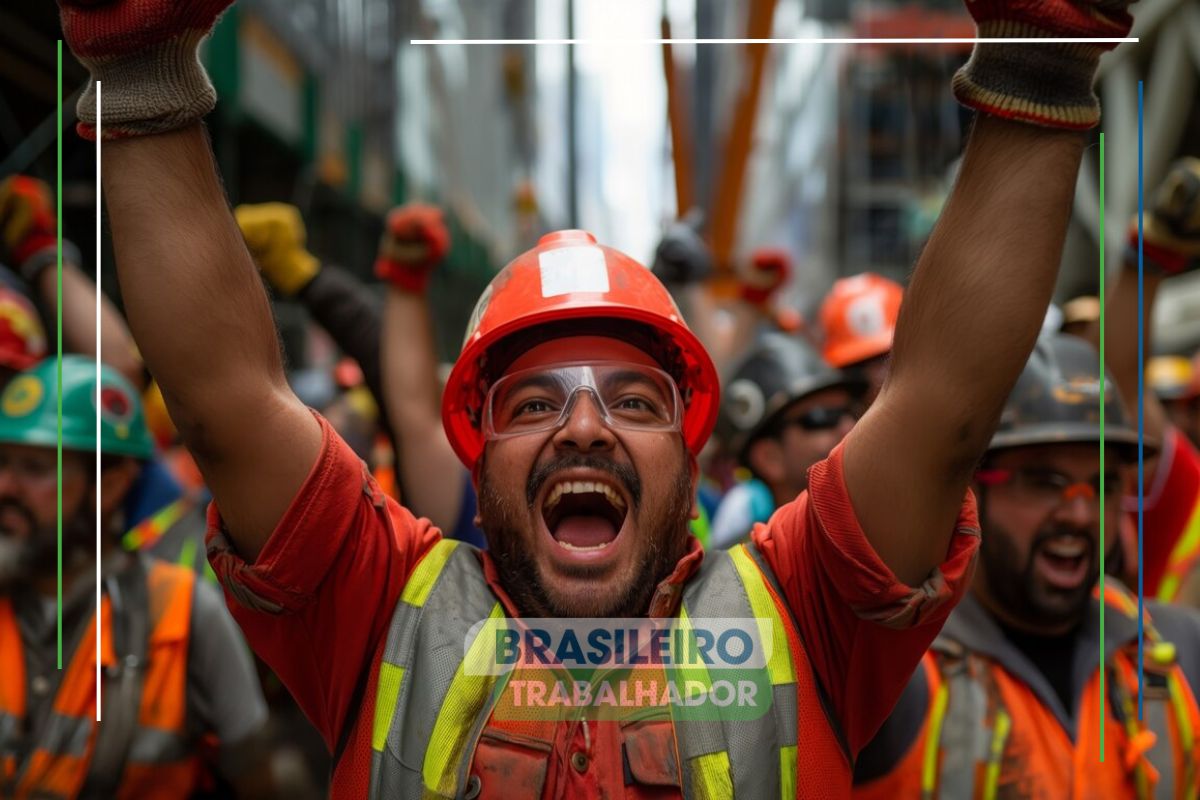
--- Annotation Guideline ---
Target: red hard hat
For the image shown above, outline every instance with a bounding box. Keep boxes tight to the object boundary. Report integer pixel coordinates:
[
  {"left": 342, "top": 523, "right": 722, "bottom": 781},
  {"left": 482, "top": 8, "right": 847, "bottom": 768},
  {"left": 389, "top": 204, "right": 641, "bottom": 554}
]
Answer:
[
  {"left": 442, "top": 230, "right": 719, "bottom": 469},
  {"left": 0, "top": 288, "right": 47, "bottom": 372},
  {"left": 818, "top": 272, "right": 903, "bottom": 368}
]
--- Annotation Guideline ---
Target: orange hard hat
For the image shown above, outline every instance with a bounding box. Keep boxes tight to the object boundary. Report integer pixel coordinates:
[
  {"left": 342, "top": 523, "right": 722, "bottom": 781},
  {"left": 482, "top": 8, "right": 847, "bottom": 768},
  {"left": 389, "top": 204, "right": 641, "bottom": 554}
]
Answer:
[
  {"left": 818, "top": 272, "right": 903, "bottom": 368},
  {"left": 1147, "top": 354, "right": 1200, "bottom": 402},
  {"left": 0, "top": 287, "right": 47, "bottom": 372},
  {"left": 441, "top": 230, "right": 719, "bottom": 469}
]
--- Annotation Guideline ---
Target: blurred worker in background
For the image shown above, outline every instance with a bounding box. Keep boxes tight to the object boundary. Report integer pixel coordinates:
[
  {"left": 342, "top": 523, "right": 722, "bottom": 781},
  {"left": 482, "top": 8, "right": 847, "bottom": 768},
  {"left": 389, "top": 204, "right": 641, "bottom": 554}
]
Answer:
[
  {"left": 0, "top": 357, "right": 279, "bottom": 798},
  {"left": 854, "top": 334, "right": 1200, "bottom": 799},
  {"left": 818, "top": 272, "right": 903, "bottom": 407},
  {"left": 1148, "top": 352, "right": 1200, "bottom": 449},
  {"left": 1092, "top": 158, "right": 1200, "bottom": 607},
  {"left": 61, "top": 0, "right": 1137, "bottom": 795},
  {"left": 710, "top": 333, "right": 864, "bottom": 548}
]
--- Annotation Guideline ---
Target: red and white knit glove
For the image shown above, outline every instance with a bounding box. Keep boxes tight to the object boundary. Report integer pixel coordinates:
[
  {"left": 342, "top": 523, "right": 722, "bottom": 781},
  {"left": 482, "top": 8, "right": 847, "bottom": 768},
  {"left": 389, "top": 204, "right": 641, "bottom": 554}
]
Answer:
[
  {"left": 739, "top": 248, "right": 791, "bottom": 307},
  {"left": 953, "top": 0, "right": 1135, "bottom": 130},
  {"left": 58, "top": 0, "right": 234, "bottom": 140},
  {"left": 374, "top": 204, "right": 451, "bottom": 294}
]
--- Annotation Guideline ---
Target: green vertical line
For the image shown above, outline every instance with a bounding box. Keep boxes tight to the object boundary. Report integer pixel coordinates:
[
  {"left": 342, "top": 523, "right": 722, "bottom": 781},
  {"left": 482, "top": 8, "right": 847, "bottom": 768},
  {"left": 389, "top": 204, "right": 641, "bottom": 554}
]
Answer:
[
  {"left": 56, "top": 39, "right": 64, "bottom": 671},
  {"left": 1098, "top": 131, "right": 1106, "bottom": 760}
]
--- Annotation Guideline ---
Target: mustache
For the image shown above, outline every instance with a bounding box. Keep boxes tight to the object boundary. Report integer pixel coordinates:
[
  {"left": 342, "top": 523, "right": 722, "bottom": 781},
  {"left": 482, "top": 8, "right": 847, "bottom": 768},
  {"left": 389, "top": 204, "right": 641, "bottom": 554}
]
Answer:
[
  {"left": 0, "top": 498, "right": 36, "bottom": 536},
  {"left": 526, "top": 454, "right": 642, "bottom": 509}
]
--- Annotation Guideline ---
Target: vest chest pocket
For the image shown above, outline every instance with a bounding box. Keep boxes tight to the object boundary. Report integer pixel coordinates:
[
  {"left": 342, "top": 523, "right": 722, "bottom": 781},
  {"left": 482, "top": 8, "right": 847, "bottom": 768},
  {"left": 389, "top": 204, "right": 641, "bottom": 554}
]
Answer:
[
  {"left": 470, "top": 728, "right": 553, "bottom": 800},
  {"left": 622, "top": 719, "right": 681, "bottom": 788}
]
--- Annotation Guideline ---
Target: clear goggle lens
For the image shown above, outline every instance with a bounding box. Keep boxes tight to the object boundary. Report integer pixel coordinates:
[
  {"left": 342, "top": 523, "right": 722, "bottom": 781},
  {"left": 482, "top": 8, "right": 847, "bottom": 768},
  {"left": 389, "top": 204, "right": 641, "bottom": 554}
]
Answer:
[{"left": 483, "top": 362, "right": 682, "bottom": 440}]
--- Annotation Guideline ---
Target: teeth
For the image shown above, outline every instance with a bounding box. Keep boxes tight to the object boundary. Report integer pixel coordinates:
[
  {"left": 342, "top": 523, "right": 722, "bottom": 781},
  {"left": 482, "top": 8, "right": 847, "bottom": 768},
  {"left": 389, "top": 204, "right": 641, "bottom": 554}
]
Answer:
[
  {"left": 543, "top": 480, "right": 627, "bottom": 513},
  {"left": 557, "top": 540, "right": 613, "bottom": 551},
  {"left": 1044, "top": 539, "right": 1086, "bottom": 559}
]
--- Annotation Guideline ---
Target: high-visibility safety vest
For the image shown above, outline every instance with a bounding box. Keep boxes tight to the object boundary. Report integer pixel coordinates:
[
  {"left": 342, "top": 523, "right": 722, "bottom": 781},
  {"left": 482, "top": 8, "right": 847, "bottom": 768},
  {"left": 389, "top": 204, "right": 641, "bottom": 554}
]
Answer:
[
  {"left": 0, "top": 559, "right": 200, "bottom": 799},
  {"left": 858, "top": 584, "right": 1200, "bottom": 800},
  {"left": 368, "top": 539, "right": 852, "bottom": 799},
  {"left": 1156, "top": 495, "right": 1200, "bottom": 603}
]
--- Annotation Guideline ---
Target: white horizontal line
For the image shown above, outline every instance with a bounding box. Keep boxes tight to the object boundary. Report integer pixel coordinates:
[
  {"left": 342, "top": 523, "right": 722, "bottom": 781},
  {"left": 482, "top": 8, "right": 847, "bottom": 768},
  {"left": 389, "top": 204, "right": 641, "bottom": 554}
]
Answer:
[{"left": 411, "top": 37, "right": 1137, "bottom": 45}]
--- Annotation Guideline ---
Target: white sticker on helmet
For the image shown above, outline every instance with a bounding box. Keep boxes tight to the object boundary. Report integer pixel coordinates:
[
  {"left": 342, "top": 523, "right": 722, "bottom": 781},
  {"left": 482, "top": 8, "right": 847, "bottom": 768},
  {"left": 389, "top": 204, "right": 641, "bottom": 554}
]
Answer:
[{"left": 538, "top": 246, "right": 609, "bottom": 297}]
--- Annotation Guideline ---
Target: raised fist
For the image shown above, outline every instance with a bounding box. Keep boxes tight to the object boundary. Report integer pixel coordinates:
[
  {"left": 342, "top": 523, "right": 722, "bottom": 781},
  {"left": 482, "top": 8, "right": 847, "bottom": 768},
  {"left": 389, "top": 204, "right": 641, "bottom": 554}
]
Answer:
[
  {"left": 652, "top": 209, "right": 713, "bottom": 286},
  {"left": 58, "top": 0, "right": 235, "bottom": 139},
  {"left": 0, "top": 176, "right": 56, "bottom": 268},
  {"left": 739, "top": 248, "right": 791, "bottom": 306},
  {"left": 234, "top": 203, "right": 319, "bottom": 296},
  {"left": 374, "top": 203, "right": 451, "bottom": 294},
  {"left": 1132, "top": 158, "right": 1200, "bottom": 276},
  {"left": 953, "top": 0, "right": 1136, "bottom": 129}
]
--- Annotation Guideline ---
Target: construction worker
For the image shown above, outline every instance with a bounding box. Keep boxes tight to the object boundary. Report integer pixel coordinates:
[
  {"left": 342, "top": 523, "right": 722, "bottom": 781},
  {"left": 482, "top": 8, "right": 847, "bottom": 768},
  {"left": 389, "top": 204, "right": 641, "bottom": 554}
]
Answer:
[
  {"left": 818, "top": 272, "right": 903, "bottom": 406},
  {"left": 710, "top": 333, "right": 864, "bottom": 548},
  {"left": 1148, "top": 353, "right": 1200, "bottom": 449},
  {"left": 0, "top": 356, "right": 276, "bottom": 798},
  {"left": 854, "top": 334, "right": 1200, "bottom": 799},
  {"left": 61, "top": 0, "right": 1134, "bottom": 796},
  {"left": 1092, "top": 158, "right": 1200, "bottom": 606}
]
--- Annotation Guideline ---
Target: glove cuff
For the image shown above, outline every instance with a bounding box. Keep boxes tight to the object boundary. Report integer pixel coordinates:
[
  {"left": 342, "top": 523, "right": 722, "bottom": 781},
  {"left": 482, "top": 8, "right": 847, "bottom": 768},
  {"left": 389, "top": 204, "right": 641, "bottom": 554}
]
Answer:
[
  {"left": 20, "top": 239, "right": 82, "bottom": 285},
  {"left": 953, "top": 21, "right": 1103, "bottom": 130},
  {"left": 375, "top": 259, "right": 435, "bottom": 294},
  {"left": 75, "top": 30, "right": 217, "bottom": 141},
  {"left": 11, "top": 231, "right": 58, "bottom": 270}
]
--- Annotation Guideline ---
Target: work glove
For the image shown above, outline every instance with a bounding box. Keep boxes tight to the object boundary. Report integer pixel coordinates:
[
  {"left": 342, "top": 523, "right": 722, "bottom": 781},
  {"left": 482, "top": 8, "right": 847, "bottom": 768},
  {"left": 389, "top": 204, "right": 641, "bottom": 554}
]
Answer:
[
  {"left": 953, "top": 0, "right": 1135, "bottom": 130},
  {"left": 0, "top": 175, "right": 79, "bottom": 282},
  {"left": 234, "top": 203, "right": 320, "bottom": 296},
  {"left": 58, "top": 0, "right": 234, "bottom": 140},
  {"left": 374, "top": 203, "right": 450, "bottom": 294},
  {"left": 738, "top": 248, "right": 791, "bottom": 307},
  {"left": 652, "top": 208, "right": 713, "bottom": 286},
  {"left": 1128, "top": 158, "right": 1200, "bottom": 276}
]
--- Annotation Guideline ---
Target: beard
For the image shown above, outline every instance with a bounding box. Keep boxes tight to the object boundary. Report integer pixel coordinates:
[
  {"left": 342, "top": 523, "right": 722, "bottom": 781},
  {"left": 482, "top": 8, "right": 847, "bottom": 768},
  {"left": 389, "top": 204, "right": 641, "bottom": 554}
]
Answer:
[
  {"left": 478, "top": 451, "right": 694, "bottom": 618},
  {"left": 979, "top": 515, "right": 1101, "bottom": 631},
  {"left": 0, "top": 498, "right": 94, "bottom": 592}
]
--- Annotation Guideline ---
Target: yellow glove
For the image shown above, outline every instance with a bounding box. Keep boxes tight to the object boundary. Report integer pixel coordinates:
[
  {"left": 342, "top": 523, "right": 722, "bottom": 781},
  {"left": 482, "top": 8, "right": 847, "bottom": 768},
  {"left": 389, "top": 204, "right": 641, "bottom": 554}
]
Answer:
[{"left": 234, "top": 202, "right": 320, "bottom": 295}]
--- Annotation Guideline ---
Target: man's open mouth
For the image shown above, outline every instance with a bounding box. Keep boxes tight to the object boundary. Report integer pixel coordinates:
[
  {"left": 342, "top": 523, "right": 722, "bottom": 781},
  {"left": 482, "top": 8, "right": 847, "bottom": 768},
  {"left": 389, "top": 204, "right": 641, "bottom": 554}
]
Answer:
[{"left": 542, "top": 479, "right": 628, "bottom": 551}]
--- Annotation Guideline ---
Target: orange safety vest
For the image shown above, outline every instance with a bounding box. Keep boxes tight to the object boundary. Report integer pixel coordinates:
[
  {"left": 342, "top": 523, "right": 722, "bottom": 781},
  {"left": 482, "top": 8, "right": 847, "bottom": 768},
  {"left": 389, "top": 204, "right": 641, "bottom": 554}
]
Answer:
[
  {"left": 0, "top": 560, "right": 200, "bottom": 799},
  {"left": 855, "top": 585, "right": 1200, "bottom": 800}
]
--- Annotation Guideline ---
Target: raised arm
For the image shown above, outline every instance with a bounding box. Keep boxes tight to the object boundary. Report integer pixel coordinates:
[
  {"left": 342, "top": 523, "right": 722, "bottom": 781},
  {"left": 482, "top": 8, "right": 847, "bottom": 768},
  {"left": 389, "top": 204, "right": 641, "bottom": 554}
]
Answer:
[
  {"left": 376, "top": 204, "right": 467, "bottom": 530},
  {"left": 61, "top": 1, "right": 321, "bottom": 560},
  {"left": 0, "top": 175, "right": 143, "bottom": 387},
  {"left": 842, "top": 0, "right": 1134, "bottom": 586}
]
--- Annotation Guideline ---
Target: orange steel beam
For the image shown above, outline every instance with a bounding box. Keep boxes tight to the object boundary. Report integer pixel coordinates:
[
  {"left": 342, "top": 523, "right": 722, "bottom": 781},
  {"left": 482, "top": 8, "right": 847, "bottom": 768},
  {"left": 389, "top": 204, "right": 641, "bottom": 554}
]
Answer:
[
  {"left": 708, "top": 0, "right": 778, "bottom": 276},
  {"left": 661, "top": 15, "right": 694, "bottom": 217}
]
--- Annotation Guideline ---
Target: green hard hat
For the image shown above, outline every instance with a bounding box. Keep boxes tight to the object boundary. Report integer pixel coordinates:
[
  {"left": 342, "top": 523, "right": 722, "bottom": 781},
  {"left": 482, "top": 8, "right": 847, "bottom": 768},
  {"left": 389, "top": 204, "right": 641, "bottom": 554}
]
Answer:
[{"left": 0, "top": 355, "right": 155, "bottom": 459}]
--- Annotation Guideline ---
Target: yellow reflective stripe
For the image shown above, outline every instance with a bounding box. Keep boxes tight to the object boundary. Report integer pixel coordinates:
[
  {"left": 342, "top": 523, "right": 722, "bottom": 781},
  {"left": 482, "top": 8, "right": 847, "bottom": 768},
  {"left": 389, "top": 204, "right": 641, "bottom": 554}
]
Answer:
[
  {"left": 981, "top": 710, "right": 1011, "bottom": 800},
  {"left": 671, "top": 606, "right": 714, "bottom": 689},
  {"left": 779, "top": 744, "right": 796, "bottom": 800},
  {"left": 422, "top": 603, "right": 505, "bottom": 796},
  {"left": 689, "top": 751, "right": 734, "bottom": 800},
  {"left": 921, "top": 680, "right": 950, "bottom": 797},
  {"left": 729, "top": 546, "right": 795, "bottom": 685},
  {"left": 373, "top": 662, "right": 406, "bottom": 752},
  {"left": 177, "top": 535, "right": 197, "bottom": 570},
  {"left": 401, "top": 540, "right": 458, "bottom": 607},
  {"left": 1114, "top": 663, "right": 1154, "bottom": 800},
  {"left": 121, "top": 497, "right": 191, "bottom": 551},
  {"left": 1158, "top": 497, "right": 1200, "bottom": 602},
  {"left": 1167, "top": 672, "right": 1198, "bottom": 800}
]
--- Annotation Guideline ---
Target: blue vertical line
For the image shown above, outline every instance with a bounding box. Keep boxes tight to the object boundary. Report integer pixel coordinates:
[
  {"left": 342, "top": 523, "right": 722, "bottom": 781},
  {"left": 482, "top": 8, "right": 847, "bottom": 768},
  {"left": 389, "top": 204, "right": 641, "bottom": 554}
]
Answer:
[{"left": 1136, "top": 79, "right": 1145, "bottom": 720}]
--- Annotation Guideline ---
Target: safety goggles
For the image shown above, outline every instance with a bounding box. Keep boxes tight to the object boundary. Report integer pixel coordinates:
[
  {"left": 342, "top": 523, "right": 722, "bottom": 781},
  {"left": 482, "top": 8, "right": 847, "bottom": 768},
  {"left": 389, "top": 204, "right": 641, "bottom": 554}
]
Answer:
[
  {"left": 975, "top": 467, "right": 1122, "bottom": 510},
  {"left": 775, "top": 403, "right": 861, "bottom": 434},
  {"left": 483, "top": 361, "right": 682, "bottom": 441}
]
